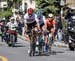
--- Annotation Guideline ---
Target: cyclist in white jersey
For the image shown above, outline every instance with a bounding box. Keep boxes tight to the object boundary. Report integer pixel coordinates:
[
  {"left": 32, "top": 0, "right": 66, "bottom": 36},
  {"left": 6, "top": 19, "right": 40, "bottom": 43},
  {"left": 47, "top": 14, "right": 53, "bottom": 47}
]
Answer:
[{"left": 24, "top": 8, "right": 39, "bottom": 31}]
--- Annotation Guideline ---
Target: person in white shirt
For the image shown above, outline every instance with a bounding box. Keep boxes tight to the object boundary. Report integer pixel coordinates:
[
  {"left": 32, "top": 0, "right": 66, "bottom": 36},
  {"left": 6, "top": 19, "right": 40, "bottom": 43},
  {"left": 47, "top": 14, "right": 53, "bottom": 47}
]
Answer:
[
  {"left": 6, "top": 17, "right": 18, "bottom": 42},
  {"left": 6, "top": 17, "right": 18, "bottom": 31}
]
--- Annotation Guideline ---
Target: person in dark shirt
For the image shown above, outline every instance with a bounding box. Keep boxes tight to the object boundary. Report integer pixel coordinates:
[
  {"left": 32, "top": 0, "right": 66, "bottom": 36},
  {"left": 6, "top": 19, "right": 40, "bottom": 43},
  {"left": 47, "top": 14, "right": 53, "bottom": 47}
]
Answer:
[
  {"left": 56, "top": 16, "right": 63, "bottom": 42},
  {"left": 1, "top": 18, "right": 7, "bottom": 42}
]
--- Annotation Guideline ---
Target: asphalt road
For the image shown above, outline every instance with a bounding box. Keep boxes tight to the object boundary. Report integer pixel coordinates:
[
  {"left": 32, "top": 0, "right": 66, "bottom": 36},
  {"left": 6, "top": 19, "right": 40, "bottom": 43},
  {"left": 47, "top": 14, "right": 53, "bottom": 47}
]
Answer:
[{"left": 0, "top": 37, "right": 75, "bottom": 61}]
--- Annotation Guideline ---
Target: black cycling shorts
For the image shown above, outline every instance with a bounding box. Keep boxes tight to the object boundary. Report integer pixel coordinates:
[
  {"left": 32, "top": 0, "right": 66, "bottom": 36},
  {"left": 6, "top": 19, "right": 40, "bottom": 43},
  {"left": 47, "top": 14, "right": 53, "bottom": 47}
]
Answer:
[
  {"left": 27, "top": 21, "right": 37, "bottom": 30},
  {"left": 40, "top": 23, "right": 45, "bottom": 28},
  {"left": 47, "top": 26, "right": 54, "bottom": 33}
]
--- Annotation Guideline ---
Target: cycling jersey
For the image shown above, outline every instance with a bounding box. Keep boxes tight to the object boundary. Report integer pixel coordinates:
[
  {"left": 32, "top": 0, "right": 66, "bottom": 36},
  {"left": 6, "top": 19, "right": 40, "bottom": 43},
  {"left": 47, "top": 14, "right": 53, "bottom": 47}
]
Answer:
[
  {"left": 6, "top": 22, "right": 18, "bottom": 30},
  {"left": 46, "top": 19, "right": 56, "bottom": 31},
  {"left": 46, "top": 19, "right": 56, "bottom": 28},
  {"left": 38, "top": 15, "right": 46, "bottom": 26},
  {"left": 24, "top": 13, "right": 39, "bottom": 24}
]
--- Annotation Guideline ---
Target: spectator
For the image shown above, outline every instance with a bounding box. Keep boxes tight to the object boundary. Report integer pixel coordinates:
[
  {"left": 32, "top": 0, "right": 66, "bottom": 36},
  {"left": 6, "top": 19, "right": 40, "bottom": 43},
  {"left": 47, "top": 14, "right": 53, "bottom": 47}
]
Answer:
[
  {"left": 56, "top": 15, "right": 63, "bottom": 42},
  {"left": 16, "top": 16, "right": 24, "bottom": 35}
]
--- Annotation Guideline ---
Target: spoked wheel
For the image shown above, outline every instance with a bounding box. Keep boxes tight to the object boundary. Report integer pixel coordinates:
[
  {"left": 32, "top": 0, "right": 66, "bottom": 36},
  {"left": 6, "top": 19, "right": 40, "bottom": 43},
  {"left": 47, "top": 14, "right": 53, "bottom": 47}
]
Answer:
[
  {"left": 29, "top": 47, "right": 35, "bottom": 56},
  {"left": 48, "top": 45, "right": 52, "bottom": 54},
  {"left": 8, "top": 34, "right": 15, "bottom": 47},
  {"left": 29, "top": 39, "right": 35, "bottom": 57},
  {"left": 48, "top": 33, "right": 54, "bottom": 54}
]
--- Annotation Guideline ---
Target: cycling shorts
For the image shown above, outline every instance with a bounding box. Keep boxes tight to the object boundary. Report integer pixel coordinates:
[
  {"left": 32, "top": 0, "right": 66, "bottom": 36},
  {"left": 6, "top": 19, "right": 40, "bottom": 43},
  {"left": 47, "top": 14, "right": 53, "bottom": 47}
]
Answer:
[
  {"left": 27, "top": 21, "right": 37, "bottom": 30},
  {"left": 40, "top": 22, "right": 44, "bottom": 28},
  {"left": 47, "top": 26, "right": 54, "bottom": 32}
]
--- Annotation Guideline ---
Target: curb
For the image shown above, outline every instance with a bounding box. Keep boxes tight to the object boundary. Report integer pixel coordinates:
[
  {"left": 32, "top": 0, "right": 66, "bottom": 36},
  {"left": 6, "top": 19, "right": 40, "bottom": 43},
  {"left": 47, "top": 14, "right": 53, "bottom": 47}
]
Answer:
[{"left": 18, "top": 35, "right": 68, "bottom": 48}]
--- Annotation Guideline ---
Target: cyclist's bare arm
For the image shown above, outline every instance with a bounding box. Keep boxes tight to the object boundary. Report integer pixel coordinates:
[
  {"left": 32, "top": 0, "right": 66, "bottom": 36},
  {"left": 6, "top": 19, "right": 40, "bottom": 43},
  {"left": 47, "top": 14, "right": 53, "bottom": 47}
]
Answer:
[
  {"left": 52, "top": 20, "right": 56, "bottom": 33},
  {"left": 24, "top": 23, "right": 27, "bottom": 31}
]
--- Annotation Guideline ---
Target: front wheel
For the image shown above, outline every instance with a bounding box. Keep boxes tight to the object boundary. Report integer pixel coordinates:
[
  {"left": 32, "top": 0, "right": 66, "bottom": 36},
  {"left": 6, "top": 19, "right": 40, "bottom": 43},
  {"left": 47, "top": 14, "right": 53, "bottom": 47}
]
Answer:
[
  {"left": 8, "top": 41, "right": 14, "bottom": 47},
  {"left": 8, "top": 34, "right": 15, "bottom": 47}
]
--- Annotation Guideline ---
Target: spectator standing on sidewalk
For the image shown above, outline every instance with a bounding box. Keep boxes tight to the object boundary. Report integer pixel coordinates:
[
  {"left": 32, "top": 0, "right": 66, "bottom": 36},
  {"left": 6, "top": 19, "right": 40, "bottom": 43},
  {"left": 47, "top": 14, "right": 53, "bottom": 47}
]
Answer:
[
  {"left": 56, "top": 15, "right": 63, "bottom": 42},
  {"left": 16, "top": 15, "right": 24, "bottom": 35}
]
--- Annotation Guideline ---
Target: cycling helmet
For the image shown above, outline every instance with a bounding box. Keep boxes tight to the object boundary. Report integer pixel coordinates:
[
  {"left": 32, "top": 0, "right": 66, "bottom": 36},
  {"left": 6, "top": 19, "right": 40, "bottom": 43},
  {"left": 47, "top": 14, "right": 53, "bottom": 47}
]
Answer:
[
  {"left": 27, "top": 8, "right": 34, "bottom": 15},
  {"left": 48, "top": 13, "right": 53, "bottom": 18}
]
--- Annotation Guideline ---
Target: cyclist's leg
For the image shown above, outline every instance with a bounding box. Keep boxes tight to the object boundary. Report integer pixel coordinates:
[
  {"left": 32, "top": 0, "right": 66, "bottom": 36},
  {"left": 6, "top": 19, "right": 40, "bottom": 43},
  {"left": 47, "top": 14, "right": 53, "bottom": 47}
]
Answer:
[
  {"left": 29, "top": 22, "right": 37, "bottom": 55},
  {"left": 50, "top": 27, "right": 55, "bottom": 43},
  {"left": 26, "top": 23, "right": 33, "bottom": 41},
  {"left": 45, "top": 33, "right": 49, "bottom": 52},
  {"left": 45, "top": 27, "right": 53, "bottom": 52}
]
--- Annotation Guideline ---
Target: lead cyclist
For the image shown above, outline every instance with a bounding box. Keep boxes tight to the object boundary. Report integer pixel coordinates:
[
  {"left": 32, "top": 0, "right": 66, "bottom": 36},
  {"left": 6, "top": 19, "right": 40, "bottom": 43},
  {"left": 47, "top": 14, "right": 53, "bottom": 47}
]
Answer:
[{"left": 24, "top": 8, "right": 40, "bottom": 56}]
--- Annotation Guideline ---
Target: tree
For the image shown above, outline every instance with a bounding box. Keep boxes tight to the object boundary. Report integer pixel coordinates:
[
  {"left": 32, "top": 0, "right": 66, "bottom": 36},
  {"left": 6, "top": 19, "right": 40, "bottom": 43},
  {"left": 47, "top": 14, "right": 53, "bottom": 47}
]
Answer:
[
  {"left": 0, "top": 0, "right": 22, "bottom": 18},
  {"left": 36, "top": 0, "right": 60, "bottom": 16},
  {"left": 0, "top": 8, "right": 13, "bottom": 18}
]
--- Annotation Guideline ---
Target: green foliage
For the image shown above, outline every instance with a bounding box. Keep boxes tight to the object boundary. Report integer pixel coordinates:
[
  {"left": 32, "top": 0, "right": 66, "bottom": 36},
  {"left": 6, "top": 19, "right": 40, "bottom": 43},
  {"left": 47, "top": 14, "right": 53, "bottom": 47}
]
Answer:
[
  {"left": 13, "top": 0, "right": 22, "bottom": 3},
  {"left": 36, "top": 0, "right": 60, "bottom": 16},
  {"left": 0, "top": 9, "right": 13, "bottom": 18}
]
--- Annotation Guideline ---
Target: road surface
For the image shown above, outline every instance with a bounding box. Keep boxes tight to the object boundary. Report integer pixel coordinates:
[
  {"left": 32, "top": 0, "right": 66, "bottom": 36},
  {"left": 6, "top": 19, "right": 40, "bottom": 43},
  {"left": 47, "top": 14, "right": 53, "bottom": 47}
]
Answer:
[{"left": 0, "top": 37, "right": 75, "bottom": 61}]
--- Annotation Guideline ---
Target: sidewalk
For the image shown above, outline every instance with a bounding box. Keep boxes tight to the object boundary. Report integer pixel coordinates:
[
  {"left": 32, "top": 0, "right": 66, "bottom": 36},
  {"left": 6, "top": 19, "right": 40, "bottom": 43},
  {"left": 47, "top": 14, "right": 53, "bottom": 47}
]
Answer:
[
  {"left": 53, "top": 41, "right": 68, "bottom": 48},
  {"left": 18, "top": 35, "right": 68, "bottom": 48}
]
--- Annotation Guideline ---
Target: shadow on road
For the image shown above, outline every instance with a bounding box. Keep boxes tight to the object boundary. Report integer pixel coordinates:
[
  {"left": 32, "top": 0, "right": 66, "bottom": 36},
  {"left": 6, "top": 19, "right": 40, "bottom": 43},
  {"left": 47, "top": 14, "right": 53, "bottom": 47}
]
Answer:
[
  {"left": 15, "top": 42, "right": 22, "bottom": 44},
  {"left": 33, "top": 50, "right": 64, "bottom": 57},
  {"left": 13, "top": 45, "right": 26, "bottom": 47},
  {"left": 36, "top": 52, "right": 50, "bottom": 56},
  {"left": 13, "top": 43, "right": 26, "bottom": 47},
  {"left": 66, "top": 49, "right": 75, "bottom": 51},
  {"left": 51, "top": 50, "right": 64, "bottom": 55}
]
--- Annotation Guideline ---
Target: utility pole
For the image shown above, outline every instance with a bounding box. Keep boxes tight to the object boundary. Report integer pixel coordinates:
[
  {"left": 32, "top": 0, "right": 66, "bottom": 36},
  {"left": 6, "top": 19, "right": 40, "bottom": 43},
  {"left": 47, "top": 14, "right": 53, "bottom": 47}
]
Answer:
[{"left": 22, "top": 0, "right": 25, "bottom": 14}]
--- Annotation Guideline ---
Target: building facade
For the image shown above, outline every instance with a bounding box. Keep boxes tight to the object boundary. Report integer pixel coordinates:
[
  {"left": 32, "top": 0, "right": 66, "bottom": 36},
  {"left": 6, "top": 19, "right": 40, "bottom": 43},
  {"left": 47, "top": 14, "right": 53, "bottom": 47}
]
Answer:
[{"left": 66, "top": 0, "right": 75, "bottom": 9}]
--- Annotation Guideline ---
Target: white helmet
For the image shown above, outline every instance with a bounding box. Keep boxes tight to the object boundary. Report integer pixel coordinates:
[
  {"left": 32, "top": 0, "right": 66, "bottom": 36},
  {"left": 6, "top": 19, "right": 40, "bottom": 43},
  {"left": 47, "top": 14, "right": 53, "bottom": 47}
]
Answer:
[{"left": 48, "top": 13, "right": 53, "bottom": 18}]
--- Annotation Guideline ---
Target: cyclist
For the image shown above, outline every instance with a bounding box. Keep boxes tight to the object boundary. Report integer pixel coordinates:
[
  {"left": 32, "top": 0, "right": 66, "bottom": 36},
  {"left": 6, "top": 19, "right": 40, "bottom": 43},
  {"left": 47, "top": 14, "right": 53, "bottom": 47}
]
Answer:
[
  {"left": 6, "top": 17, "right": 18, "bottom": 42},
  {"left": 37, "top": 10, "right": 46, "bottom": 52},
  {"left": 24, "top": 8, "right": 39, "bottom": 39},
  {"left": 45, "top": 13, "right": 56, "bottom": 52},
  {"left": 24, "top": 8, "right": 40, "bottom": 55}
]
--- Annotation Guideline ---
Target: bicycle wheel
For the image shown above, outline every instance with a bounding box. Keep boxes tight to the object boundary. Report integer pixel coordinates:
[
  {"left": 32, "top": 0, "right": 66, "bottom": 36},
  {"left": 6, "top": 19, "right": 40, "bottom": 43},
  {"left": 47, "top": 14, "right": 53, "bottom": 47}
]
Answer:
[{"left": 48, "top": 33, "right": 53, "bottom": 54}]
